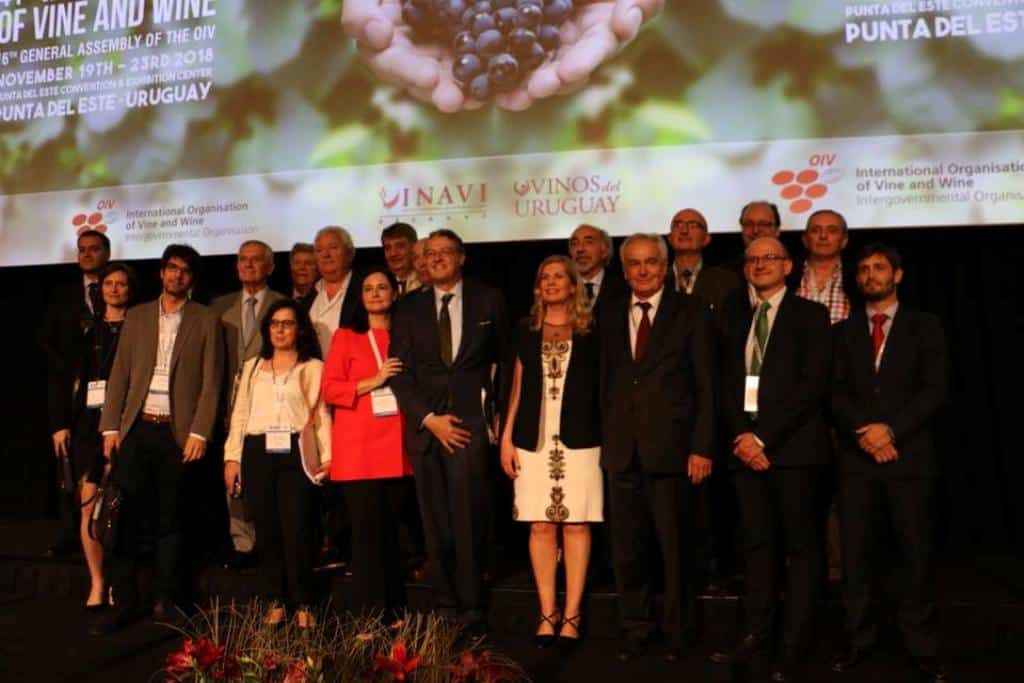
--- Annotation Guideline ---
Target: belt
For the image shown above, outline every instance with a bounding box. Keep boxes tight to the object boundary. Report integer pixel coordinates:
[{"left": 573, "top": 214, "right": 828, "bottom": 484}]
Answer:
[{"left": 140, "top": 412, "right": 172, "bottom": 424}]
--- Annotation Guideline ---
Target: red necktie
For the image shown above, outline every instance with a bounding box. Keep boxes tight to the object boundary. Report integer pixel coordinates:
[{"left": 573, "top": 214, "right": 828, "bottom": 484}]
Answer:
[
  {"left": 634, "top": 301, "right": 652, "bottom": 360},
  {"left": 871, "top": 312, "right": 888, "bottom": 362}
]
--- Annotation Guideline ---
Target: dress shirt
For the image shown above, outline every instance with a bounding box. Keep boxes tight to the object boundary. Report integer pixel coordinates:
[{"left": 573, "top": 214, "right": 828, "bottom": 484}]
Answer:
[
  {"left": 83, "top": 274, "right": 99, "bottom": 313},
  {"left": 796, "top": 260, "right": 850, "bottom": 324},
  {"left": 745, "top": 285, "right": 787, "bottom": 374},
  {"left": 672, "top": 258, "right": 703, "bottom": 294},
  {"left": 240, "top": 286, "right": 269, "bottom": 343},
  {"left": 866, "top": 301, "right": 900, "bottom": 369},
  {"left": 434, "top": 279, "right": 464, "bottom": 360},
  {"left": 143, "top": 296, "right": 185, "bottom": 415},
  {"left": 628, "top": 286, "right": 665, "bottom": 357},
  {"left": 310, "top": 271, "right": 353, "bottom": 357},
  {"left": 582, "top": 267, "right": 606, "bottom": 304}
]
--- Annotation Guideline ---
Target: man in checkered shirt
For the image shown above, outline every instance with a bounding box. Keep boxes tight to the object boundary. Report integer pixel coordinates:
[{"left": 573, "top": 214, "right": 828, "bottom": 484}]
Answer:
[{"left": 792, "top": 209, "right": 854, "bottom": 324}]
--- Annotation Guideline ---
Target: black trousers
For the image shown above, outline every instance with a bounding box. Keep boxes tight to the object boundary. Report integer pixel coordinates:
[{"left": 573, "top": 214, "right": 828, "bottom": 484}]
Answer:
[
  {"left": 242, "top": 435, "right": 315, "bottom": 608},
  {"left": 608, "top": 459, "right": 694, "bottom": 647},
  {"left": 108, "top": 421, "right": 185, "bottom": 608},
  {"left": 839, "top": 474, "right": 938, "bottom": 657},
  {"left": 732, "top": 466, "right": 821, "bottom": 653},
  {"left": 344, "top": 477, "right": 409, "bottom": 616},
  {"left": 412, "top": 425, "right": 490, "bottom": 616}
]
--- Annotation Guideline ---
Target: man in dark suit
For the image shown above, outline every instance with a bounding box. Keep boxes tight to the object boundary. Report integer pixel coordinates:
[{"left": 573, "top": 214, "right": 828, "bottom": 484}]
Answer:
[
  {"left": 39, "top": 229, "right": 110, "bottom": 557},
  {"left": 569, "top": 223, "right": 627, "bottom": 319},
  {"left": 725, "top": 201, "right": 784, "bottom": 279},
  {"left": 390, "top": 229, "right": 511, "bottom": 630},
  {"left": 600, "top": 233, "right": 715, "bottom": 661},
  {"left": 93, "top": 244, "right": 223, "bottom": 634},
  {"left": 665, "top": 207, "right": 742, "bottom": 592},
  {"left": 712, "top": 237, "right": 832, "bottom": 682},
  {"left": 210, "top": 240, "right": 285, "bottom": 563},
  {"left": 288, "top": 242, "right": 318, "bottom": 302},
  {"left": 830, "top": 243, "right": 948, "bottom": 682}
]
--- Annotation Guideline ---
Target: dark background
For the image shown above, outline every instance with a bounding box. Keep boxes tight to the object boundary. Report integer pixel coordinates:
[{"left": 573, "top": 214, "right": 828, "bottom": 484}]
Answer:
[{"left": 3, "top": 225, "right": 1022, "bottom": 555}]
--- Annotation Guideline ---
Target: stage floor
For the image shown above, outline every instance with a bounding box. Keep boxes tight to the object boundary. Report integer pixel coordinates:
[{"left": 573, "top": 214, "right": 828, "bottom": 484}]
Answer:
[{"left": 2, "top": 519, "right": 1022, "bottom": 682}]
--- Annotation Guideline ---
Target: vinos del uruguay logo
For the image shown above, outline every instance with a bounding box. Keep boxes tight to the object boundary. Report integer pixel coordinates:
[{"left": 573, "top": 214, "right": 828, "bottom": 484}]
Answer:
[{"left": 771, "top": 154, "right": 843, "bottom": 214}]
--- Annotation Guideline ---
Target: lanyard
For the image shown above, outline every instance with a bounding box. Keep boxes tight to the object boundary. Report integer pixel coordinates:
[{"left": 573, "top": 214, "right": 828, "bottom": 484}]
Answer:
[
  {"left": 270, "top": 358, "right": 296, "bottom": 429},
  {"left": 367, "top": 329, "right": 386, "bottom": 370}
]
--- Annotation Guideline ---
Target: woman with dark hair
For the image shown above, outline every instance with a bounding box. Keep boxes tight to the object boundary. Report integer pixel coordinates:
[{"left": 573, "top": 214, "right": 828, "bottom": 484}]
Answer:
[
  {"left": 224, "top": 299, "right": 331, "bottom": 628},
  {"left": 73, "top": 262, "right": 137, "bottom": 610},
  {"left": 322, "top": 266, "right": 413, "bottom": 621},
  {"left": 500, "top": 255, "right": 603, "bottom": 649}
]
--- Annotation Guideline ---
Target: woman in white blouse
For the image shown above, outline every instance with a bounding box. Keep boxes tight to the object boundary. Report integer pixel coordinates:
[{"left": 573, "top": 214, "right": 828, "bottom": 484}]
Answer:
[{"left": 224, "top": 299, "right": 331, "bottom": 629}]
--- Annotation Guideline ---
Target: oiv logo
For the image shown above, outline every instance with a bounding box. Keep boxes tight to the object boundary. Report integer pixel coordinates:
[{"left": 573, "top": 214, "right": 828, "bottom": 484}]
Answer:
[
  {"left": 71, "top": 199, "right": 120, "bottom": 236},
  {"left": 771, "top": 154, "right": 843, "bottom": 214},
  {"left": 378, "top": 182, "right": 487, "bottom": 226},
  {"left": 511, "top": 175, "right": 622, "bottom": 218}
]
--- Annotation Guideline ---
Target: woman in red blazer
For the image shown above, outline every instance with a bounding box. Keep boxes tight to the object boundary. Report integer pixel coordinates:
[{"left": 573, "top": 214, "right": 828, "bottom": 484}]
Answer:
[{"left": 322, "top": 266, "right": 413, "bottom": 620}]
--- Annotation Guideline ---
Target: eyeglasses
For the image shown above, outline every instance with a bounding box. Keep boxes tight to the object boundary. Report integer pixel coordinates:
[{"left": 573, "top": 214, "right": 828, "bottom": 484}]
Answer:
[
  {"left": 741, "top": 221, "right": 777, "bottom": 230},
  {"left": 269, "top": 319, "right": 298, "bottom": 329},
  {"left": 672, "top": 220, "right": 706, "bottom": 231},
  {"left": 425, "top": 247, "right": 458, "bottom": 258},
  {"left": 164, "top": 263, "right": 193, "bottom": 275},
  {"left": 744, "top": 254, "right": 788, "bottom": 265}
]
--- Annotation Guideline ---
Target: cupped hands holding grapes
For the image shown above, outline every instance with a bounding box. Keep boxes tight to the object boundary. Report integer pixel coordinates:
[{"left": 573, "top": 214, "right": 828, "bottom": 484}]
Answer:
[{"left": 341, "top": 0, "right": 664, "bottom": 112}]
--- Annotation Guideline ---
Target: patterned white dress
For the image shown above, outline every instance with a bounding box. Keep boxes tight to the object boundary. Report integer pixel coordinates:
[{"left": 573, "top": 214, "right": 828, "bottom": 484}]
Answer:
[{"left": 513, "top": 339, "right": 603, "bottom": 523}]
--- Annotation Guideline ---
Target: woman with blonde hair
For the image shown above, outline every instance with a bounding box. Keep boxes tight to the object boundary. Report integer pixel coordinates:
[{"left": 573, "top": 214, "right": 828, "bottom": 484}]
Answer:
[{"left": 500, "top": 254, "right": 603, "bottom": 650}]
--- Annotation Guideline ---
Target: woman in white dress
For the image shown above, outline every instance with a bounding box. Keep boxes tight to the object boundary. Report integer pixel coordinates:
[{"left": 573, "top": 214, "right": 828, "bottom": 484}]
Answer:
[{"left": 500, "top": 255, "right": 603, "bottom": 650}]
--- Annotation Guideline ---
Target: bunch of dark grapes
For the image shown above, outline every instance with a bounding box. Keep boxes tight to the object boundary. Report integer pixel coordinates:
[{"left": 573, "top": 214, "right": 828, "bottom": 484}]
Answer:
[{"left": 402, "top": 0, "right": 575, "bottom": 101}]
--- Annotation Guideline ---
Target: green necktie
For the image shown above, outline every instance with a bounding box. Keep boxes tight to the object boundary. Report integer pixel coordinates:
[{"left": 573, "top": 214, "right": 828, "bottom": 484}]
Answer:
[
  {"left": 750, "top": 301, "right": 771, "bottom": 375},
  {"left": 439, "top": 293, "right": 454, "bottom": 367}
]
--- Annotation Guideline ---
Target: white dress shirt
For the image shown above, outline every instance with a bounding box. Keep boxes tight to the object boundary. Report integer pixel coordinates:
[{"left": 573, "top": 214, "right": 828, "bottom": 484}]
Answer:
[
  {"left": 434, "top": 279, "right": 464, "bottom": 359},
  {"left": 143, "top": 296, "right": 185, "bottom": 415},
  {"left": 582, "top": 267, "right": 606, "bottom": 303},
  {"left": 745, "top": 285, "right": 787, "bottom": 373},
  {"left": 310, "top": 271, "right": 352, "bottom": 357},
  {"left": 866, "top": 301, "right": 900, "bottom": 369},
  {"left": 672, "top": 259, "right": 703, "bottom": 294},
  {"left": 83, "top": 274, "right": 99, "bottom": 313},
  {"left": 628, "top": 286, "right": 665, "bottom": 358}
]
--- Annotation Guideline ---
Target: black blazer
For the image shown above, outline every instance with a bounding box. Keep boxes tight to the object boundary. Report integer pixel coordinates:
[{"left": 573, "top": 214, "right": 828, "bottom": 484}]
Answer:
[
  {"left": 590, "top": 268, "right": 628, "bottom": 323},
  {"left": 390, "top": 278, "right": 512, "bottom": 456},
  {"left": 295, "top": 271, "right": 363, "bottom": 329},
  {"left": 831, "top": 306, "right": 947, "bottom": 478},
  {"left": 786, "top": 256, "right": 862, "bottom": 310},
  {"left": 510, "top": 322, "right": 601, "bottom": 451},
  {"left": 39, "top": 279, "right": 94, "bottom": 433},
  {"left": 600, "top": 288, "right": 716, "bottom": 474},
  {"left": 721, "top": 290, "right": 832, "bottom": 467},
  {"left": 664, "top": 263, "right": 742, "bottom": 339}
]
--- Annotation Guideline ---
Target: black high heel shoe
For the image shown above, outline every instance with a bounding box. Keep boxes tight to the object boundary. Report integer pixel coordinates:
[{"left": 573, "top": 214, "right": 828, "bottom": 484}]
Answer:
[
  {"left": 557, "top": 613, "right": 582, "bottom": 652},
  {"left": 534, "top": 611, "right": 561, "bottom": 649}
]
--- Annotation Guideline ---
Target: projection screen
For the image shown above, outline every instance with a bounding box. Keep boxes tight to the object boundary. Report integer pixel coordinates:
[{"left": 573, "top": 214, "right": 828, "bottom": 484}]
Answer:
[{"left": 1, "top": 0, "right": 1023, "bottom": 266}]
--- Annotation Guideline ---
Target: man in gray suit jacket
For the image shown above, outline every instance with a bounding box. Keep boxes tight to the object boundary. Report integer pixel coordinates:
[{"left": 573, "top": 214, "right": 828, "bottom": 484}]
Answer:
[
  {"left": 94, "top": 244, "right": 223, "bottom": 634},
  {"left": 210, "top": 240, "right": 285, "bottom": 557}
]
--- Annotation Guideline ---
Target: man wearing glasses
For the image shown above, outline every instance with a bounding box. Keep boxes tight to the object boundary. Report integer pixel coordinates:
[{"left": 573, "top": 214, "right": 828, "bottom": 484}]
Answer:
[
  {"left": 712, "top": 237, "right": 832, "bottom": 682},
  {"left": 389, "top": 229, "right": 511, "bottom": 633},
  {"left": 93, "top": 244, "right": 223, "bottom": 634},
  {"left": 727, "top": 201, "right": 784, "bottom": 279}
]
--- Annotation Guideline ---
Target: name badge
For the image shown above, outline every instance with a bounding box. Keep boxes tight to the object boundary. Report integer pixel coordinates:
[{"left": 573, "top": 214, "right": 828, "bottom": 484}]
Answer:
[
  {"left": 370, "top": 387, "right": 399, "bottom": 417},
  {"left": 744, "top": 375, "right": 760, "bottom": 413},
  {"left": 266, "top": 429, "right": 291, "bottom": 453},
  {"left": 86, "top": 380, "right": 106, "bottom": 409},
  {"left": 150, "top": 371, "right": 170, "bottom": 393}
]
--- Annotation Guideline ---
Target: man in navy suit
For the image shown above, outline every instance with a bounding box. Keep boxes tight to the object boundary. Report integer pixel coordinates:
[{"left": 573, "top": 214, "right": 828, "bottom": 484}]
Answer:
[
  {"left": 830, "top": 243, "right": 948, "bottom": 682},
  {"left": 390, "top": 229, "right": 511, "bottom": 630}
]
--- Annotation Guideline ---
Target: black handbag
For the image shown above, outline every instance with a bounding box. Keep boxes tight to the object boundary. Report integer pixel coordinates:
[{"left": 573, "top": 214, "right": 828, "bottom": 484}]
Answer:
[{"left": 89, "top": 453, "right": 123, "bottom": 551}]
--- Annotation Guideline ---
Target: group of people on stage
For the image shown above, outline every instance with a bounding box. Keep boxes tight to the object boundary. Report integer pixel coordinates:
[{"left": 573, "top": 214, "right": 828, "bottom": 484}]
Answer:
[{"left": 40, "top": 201, "right": 949, "bottom": 681}]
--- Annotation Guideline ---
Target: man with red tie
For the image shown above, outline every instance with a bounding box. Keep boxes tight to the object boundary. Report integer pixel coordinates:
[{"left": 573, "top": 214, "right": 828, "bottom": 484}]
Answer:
[
  {"left": 830, "top": 243, "right": 949, "bottom": 682},
  {"left": 599, "top": 233, "right": 715, "bottom": 662}
]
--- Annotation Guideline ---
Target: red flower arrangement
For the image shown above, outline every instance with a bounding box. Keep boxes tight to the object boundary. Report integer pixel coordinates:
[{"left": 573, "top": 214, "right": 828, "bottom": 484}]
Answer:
[{"left": 373, "top": 641, "right": 421, "bottom": 681}]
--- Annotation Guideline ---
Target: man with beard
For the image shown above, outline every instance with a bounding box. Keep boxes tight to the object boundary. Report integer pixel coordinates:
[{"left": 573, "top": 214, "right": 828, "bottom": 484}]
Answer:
[
  {"left": 830, "top": 243, "right": 948, "bottom": 682},
  {"left": 568, "top": 224, "right": 627, "bottom": 319}
]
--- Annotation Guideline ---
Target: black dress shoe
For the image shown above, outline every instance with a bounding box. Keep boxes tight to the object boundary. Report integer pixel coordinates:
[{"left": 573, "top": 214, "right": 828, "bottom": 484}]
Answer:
[
  {"left": 662, "top": 644, "right": 687, "bottom": 662},
  {"left": 832, "top": 648, "right": 873, "bottom": 673},
  {"left": 710, "top": 633, "right": 768, "bottom": 665},
  {"left": 912, "top": 656, "right": 949, "bottom": 682}
]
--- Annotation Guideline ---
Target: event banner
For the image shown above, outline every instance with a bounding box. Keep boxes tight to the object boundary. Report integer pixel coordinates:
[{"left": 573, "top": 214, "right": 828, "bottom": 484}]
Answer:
[{"left": 1, "top": 1, "right": 1023, "bottom": 266}]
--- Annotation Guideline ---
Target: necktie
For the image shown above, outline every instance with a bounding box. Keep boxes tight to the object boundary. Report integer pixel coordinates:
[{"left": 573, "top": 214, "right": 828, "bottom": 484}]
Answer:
[
  {"left": 634, "top": 301, "right": 652, "bottom": 360},
  {"left": 585, "top": 282, "right": 595, "bottom": 302},
  {"left": 439, "top": 293, "right": 454, "bottom": 367},
  {"left": 871, "top": 312, "right": 889, "bottom": 364},
  {"left": 677, "top": 269, "right": 693, "bottom": 293},
  {"left": 243, "top": 297, "right": 257, "bottom": 348},
  {"left": 87, "top": 282, "right": 100, "bottom": 314},
  {"left": 750, "top": 302, "right": 771, "bottom": 375}
]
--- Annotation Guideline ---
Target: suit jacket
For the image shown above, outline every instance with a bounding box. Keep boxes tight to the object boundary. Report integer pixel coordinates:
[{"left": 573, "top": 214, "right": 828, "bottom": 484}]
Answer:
[
  {"left": 600, "top": 287, "right": 716, "bottom": 474},
  {"left": 786, "top": 256, "right": 862, "bottom": 312},
  {"left": 664, "top": 263, "right": 742, "bottom": 338},
  {"left": 831, "top": 305, "right": 947, "bottom": 478},
  {"left": 510, "top": 322, "right": 601, "bottom": 451},
  {"left": 721, "top": 290, "right": 832, "bottom": 467},
  {"left": 296, "top": 271, "right": 363, "bottom": 329},
  {"left": 99, "top": 299, "right": 224, "bottom": 448},
  {"left": 389, "top": 278, "right": 512, "bottom": 457},
  {"left": 589, "top": 268, "right": 628, "bottom": 324},
  {"left": 211, "top": 288, "right": 286, "bottom": 388},
  {"left": 39, "top": 279, "right": 94, "bottom": 432}
]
